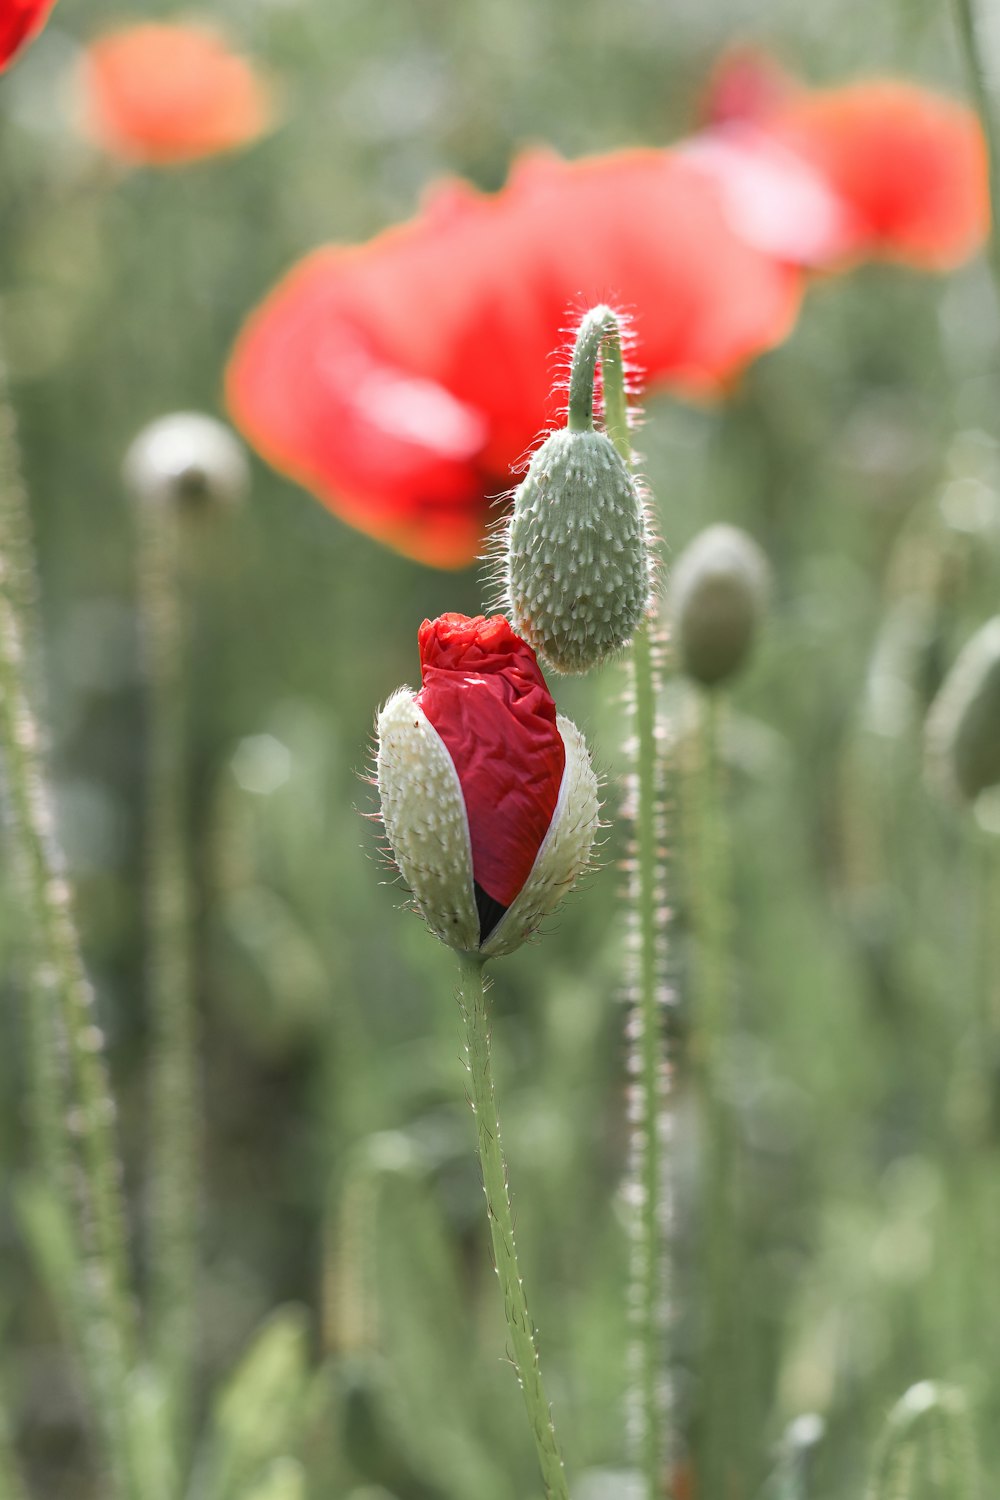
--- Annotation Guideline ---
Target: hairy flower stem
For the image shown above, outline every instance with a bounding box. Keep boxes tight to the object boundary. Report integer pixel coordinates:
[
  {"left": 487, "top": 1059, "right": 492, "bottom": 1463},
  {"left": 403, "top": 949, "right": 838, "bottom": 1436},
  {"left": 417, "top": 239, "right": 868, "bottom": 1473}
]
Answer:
[
  {"left": 952, "top": 0, "right": 1000, "bottom": 305},
  {"left": 570, "top": 306, "right": 668, "bottom": 1492},
  {"left": 0, "top": 374, "right": 135, "bottom": 1497},
  {"left": 457, "top": 953, "right": 569, "bottom": 1500},
  {"left": 137, "top": 498, "right": 199, "bottom": 1456},
  {"left": 692, "top": 694, "right": 738, "bottom": 1500}
]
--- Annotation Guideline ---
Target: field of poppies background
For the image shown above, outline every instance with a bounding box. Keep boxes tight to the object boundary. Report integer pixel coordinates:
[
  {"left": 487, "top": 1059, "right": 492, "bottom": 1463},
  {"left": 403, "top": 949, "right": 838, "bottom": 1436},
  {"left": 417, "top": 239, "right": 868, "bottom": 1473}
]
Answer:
[{"left": 4, "top": 0, "right": 1000, "bottom": 1496}]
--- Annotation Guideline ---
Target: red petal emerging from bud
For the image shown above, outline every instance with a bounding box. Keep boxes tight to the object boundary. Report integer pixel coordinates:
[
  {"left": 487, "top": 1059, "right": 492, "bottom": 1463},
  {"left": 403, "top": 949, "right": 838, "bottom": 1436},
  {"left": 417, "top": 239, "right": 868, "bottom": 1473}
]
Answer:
[
  {"left": 1, "top": 0, "right": 57, "bottom": 71},
  {"left": 416, "top": 614, "right": 565, "bottom": 912}
]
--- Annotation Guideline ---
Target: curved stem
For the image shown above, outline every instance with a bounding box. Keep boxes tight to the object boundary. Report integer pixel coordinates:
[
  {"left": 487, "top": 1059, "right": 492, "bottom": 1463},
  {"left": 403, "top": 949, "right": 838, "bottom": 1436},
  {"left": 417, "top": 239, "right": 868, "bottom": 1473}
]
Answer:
[
  {"left": 568, "top": 304, "right": 630, "bottom": 452},
  {"left": 137, "top": 499, "right": 199, "bottom": 1456},
  {"left": 457, "top": 954, "right": 569, "bottom": 1500},
  {"left": 952, "top": 0, "right": 1000, "bottom": 306}
]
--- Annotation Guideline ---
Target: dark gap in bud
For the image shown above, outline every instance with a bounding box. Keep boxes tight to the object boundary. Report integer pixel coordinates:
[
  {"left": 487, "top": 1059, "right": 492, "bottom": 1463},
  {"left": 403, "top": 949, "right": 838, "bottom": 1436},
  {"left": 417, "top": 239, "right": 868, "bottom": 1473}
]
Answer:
[{"left": 475, "top": 882, "right": 508, "bottom": 945}]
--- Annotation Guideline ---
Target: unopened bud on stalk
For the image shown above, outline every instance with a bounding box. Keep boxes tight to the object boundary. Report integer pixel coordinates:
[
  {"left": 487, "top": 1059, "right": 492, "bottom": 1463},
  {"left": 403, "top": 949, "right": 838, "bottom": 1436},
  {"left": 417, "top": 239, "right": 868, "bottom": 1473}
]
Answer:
[
  {"left": 504, "top": 304, "right": 653, "bottom": 675},
  {"left": 506, "top": 428, "right": 652, "bottom": 674},
  {"left": 925, "top": 616, "right": 1000, "bottom": 801},
  {"left": 123, "top": 412, "right": 249, "bottom": 512},
  {"left": 376, "top": 613, "right": 600, "bottom": 958},
  {"left": 669, "top": 524, "right": 770, "bottom": 687}
]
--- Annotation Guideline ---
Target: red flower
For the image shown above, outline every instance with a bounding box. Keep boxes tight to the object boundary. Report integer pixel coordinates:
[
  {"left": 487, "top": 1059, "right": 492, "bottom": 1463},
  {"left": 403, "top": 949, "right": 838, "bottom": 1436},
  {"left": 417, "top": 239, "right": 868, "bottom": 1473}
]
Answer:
[
  {"left": 687, "top": 50, "right": 988, "bottom": 270},
  {"left": 416, "top": 613, "right": 565, "bottom": 919},
  {"left": 78, "top": 23, "right": 272, "bottom": 166},
  {"left": 226, "top": 148, "right": 800, "bottom": 567},
  {"left": 0, "top": 0, "right": 57, "bottom": 71}
]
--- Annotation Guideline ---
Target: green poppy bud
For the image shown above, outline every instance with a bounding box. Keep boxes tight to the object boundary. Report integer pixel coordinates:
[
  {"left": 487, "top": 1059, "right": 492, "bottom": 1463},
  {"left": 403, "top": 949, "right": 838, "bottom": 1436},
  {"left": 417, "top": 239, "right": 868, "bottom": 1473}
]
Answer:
[
  {"left": 669, "top": 524, "right": 770, "bottom": 688},
  {"left": 925, "top": 617, "right": 1000, "bottom": 802},
  {"left": 504, "top": 427, "right": 652, "bottom": 675}
]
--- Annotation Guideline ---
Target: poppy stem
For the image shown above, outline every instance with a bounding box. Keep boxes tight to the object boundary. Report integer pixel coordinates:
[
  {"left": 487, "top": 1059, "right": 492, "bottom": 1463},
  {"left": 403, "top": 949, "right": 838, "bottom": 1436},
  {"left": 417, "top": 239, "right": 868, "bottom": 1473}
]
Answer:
[
  {"left": 569, "top": 306, "right": 670, "bottom": 1493},
  {"left": 0, "top": 352, "right": 137, "bottom": 1498},
  {"left": 136, "top": 495, "right": 199, "bottom": 1458},
  {"left": 691, "top": 692, "right": 739, "bottom": 1500},
  {"left": 457, "top": 952, "right": 570, "bottom": 1500},
  {"left": 952, "top": 0, "right": 1000, "bottom": 304},
  {"left": 567, "top": 304, "right": 630, "bottom": 447}
]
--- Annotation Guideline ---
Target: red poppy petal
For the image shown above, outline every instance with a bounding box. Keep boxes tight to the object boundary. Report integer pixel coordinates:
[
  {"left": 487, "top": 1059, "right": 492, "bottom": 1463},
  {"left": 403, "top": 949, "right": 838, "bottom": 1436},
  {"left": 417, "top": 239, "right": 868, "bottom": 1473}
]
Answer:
[
  {"left": 79, "top": 23, "right": 271, "bottom": 165},
  {"left": 771, "top": 82, "right": 989, "bottom": 270},
  {"left": 415, "top": 614, "right": 565, "bottom": 910},
  {"left": 682, "top": 124, "right": 859, "bottom": 267},
  {"left": 225, "top": 248, "right": 491, "bottom": 568},
  {"left": 227, "top": 147, "right": 802, "bottom": 566},
  {"left": 0, "top": 0, "right": 57, "bottom": 71}
]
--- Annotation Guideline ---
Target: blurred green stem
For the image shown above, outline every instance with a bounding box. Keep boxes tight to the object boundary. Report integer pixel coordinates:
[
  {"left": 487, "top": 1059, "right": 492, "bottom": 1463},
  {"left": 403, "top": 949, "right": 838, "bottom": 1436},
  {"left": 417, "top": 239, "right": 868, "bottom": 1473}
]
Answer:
[
  {"left": 692, "top": 693, "right": 738, "bottom": 1500},
  {"left": 0, "top": 361, "right": 136, "bottom": 1497},
  {"left": 865, "top": 1383, "right": 979, "bottom": 1500},
  {"left": 952, "top": 0, "right": 1000, "bottom": 302},
  {"left": 457, "top": 954, "right": 569, "bottom": 1500},
  {"left": 570, "top": 305, "right": 668, "bottom": 1495},
  {"left": 137, "top": 497, "right": 199, "bottom": 1455}
]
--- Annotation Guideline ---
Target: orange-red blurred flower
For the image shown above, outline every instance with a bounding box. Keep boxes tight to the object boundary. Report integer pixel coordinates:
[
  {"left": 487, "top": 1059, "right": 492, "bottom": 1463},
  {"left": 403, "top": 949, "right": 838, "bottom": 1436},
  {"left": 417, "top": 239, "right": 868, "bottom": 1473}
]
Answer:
[
  {"left": 0, "top": 0, "right": 57, "bottom": 71},
  {"left": 227, "top": 148, "right": 799, "bottom": 567},
  {"left": 687, "top": 49, "right": 988, "bottom": 271},
  {"left": 78, "top": 23, "right": 271, "bottom": 166}
]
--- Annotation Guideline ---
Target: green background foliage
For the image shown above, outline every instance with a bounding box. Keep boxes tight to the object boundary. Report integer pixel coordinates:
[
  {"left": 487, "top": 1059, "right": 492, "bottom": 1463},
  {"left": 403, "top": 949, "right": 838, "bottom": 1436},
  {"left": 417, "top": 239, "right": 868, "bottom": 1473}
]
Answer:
[{"left": 2, "top": 0, "right": 1000, "bottom": 1495}]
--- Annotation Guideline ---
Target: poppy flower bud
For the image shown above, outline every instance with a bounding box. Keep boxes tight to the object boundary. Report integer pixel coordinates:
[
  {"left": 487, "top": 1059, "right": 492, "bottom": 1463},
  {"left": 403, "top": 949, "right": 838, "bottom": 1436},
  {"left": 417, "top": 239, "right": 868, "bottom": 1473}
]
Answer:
[
  {"left": 505, "top": 428, "right": 653, "bottom": 674},
  {"left": 123, "top": 412, "right": 249, "bottom": 513},
  {"left": 925, "top": 617, "right": 1000, "bottom": 802},
  {"left": 668, "top": 523, "right": 770, "bottom": 687},
  {"left": 376, "top": 613, "right": 599, "bottom": 957}
]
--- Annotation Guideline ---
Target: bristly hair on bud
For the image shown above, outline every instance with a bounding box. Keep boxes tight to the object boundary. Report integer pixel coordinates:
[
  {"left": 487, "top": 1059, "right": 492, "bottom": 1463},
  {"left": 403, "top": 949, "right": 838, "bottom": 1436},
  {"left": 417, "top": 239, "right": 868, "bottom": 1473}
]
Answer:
[
  {"left": 668, "top": 523, "right": 770, "bottom": 688},
  {"left": 925, "top": 616, "right": 1000, "bottom": 803},
  {"left": 499, "top": 305, "right": 655, "bottom": 675}
]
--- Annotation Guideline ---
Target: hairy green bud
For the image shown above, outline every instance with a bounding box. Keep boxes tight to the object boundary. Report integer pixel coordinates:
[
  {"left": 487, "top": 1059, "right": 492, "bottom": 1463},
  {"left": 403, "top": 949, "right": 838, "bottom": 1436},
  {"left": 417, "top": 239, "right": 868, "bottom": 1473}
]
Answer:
[
  {"left": 505, "top": 428, "right": 651, "bottom": 674},
  {"left": 669, "top": 524, "right": 770, "bottom": 688},
  {"left": 926, "top": 617, "right": 1000, "bottom": 802}
]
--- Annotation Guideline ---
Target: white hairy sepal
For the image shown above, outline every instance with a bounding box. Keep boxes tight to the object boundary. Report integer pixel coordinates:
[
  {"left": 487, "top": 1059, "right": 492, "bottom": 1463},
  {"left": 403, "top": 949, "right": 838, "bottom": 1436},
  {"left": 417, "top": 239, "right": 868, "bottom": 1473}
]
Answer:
[
  {"left": 377, "top": 694, "right": 599, "bottom": 958},
  {"left": 376, "top": 688, "right": 480, "bottom": 951},
  {"left": 505, "top": 428, "right": 652, "bottom": 675},
  {"left": 925, "top": 617, "right": 1000, "bottom": 802},
  {"left": 482, "top": 714, "right": 600, "bottom": 958}
]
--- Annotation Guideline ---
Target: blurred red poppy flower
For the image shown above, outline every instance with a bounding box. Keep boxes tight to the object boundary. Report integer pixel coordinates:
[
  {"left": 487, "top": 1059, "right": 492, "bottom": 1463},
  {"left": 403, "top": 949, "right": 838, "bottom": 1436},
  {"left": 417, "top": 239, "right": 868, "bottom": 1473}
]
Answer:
[
  {"left": 78, "top": 23, "right": 272, "bottom": 166},
  {"left": 0, "top": 0, "right": 57, "bottom": 71},
  {"left": 227, "top": 148, "right": 799, "bottom": 566},
  {"left": 416, "top": 612, "right": 565, "bottom": 917},
  {"left": 686, "top": 49, "right": 988, "bottom": 271}
]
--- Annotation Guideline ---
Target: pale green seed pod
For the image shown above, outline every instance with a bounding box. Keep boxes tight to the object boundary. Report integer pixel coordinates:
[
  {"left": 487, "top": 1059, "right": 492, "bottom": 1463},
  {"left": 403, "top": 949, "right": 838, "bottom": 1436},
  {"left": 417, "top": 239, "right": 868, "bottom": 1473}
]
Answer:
[
  {"left": 123, "top": 412, "right": 249, "bottom": 512},
  {"left": 505, "top": 428, "right": 652, "bottom": 675},
  {"left": 925, "top": 617, "right": 1000, "bottom": 802},
  {"left": 669, "top": 524, "right": 770, "bottom": 688},
  {"left": 376, "top": 689, "right": 599, "bottom": 957}
]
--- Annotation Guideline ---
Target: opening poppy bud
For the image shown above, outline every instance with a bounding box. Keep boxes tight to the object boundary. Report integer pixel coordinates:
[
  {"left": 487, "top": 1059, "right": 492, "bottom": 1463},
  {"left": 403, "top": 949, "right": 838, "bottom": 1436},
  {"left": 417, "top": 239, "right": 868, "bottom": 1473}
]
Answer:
[
  {"left": 505, "top": 428, "right": 652, "bottom": 674},
  {"left": 123, "top": 412, "right": 249, "bottom": 513},
  {"left": 376, "top": 613, "right": 599, "bottom": 957},
  {"left": 925, "top": 617, "right": 1000, "bottom": 802},
  {"left": 668, "top": 523, "right": 770, "bottom": 687}
]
